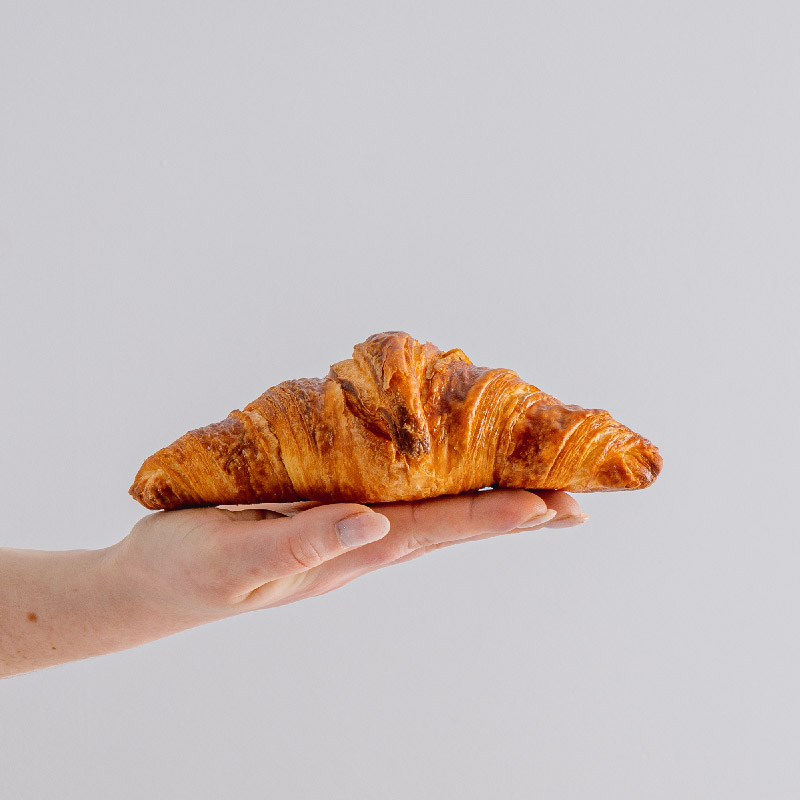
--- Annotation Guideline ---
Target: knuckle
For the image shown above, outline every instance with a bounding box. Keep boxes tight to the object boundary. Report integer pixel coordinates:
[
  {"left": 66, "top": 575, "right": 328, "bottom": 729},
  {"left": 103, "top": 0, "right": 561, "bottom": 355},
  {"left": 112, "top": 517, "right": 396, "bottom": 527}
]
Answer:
[
  {"left": 285, "top": 532, "right": 326, "bottom": 570},
  {"left": 496, "top": 505, "right": 528, "bottom": 532},
  {"left": 404, "top": 531, "right": 427, "bottom": 552},
  {"left": 484, "top": 493, "right": 536, "bottom": 533},
  {"left": 467, "top": 492, "right": 480, "bottom": 525},
  {"left": 361, "top": 540, "right": 407, "bottom": 568},
  {"left": 391, "top": 544, "right": 438, "bottom": 567}
]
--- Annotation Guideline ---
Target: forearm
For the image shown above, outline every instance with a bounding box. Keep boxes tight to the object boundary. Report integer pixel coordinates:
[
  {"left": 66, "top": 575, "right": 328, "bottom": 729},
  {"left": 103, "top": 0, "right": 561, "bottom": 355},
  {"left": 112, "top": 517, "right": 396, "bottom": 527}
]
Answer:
[{"left": 0, "top": 546, "right": 197, "bottom": 678}]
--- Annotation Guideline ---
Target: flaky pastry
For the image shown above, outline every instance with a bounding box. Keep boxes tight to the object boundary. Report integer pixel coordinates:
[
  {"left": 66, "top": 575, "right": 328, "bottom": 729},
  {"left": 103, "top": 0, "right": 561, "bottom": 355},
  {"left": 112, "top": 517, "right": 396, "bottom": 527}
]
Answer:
[{"left": 130, "top": 332, "right": 662, "bottom": 510}]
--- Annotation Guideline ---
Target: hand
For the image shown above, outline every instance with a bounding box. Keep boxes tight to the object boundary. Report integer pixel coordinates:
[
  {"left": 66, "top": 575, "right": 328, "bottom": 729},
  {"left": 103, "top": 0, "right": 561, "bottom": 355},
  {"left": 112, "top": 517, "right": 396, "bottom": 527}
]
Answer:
[
  {"left": 109, "top": 489, "right": 587, "bottom": 626},
  {"left": 0, "top": 489, "right": 586, "bottom": 677}
]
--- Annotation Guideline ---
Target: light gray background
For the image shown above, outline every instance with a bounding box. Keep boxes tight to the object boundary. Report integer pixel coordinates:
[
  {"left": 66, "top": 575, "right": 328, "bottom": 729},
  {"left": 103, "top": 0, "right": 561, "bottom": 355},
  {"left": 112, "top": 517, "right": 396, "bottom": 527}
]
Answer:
[{"left": 1, "top": 2, "right": 797, "bottom": 798}]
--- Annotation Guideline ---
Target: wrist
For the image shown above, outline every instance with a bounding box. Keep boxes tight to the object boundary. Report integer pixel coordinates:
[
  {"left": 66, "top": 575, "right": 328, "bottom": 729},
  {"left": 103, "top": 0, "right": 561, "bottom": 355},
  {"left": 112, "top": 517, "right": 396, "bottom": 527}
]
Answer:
[{"left": 100, "top": 533, "right": 233, "bottom": 640}]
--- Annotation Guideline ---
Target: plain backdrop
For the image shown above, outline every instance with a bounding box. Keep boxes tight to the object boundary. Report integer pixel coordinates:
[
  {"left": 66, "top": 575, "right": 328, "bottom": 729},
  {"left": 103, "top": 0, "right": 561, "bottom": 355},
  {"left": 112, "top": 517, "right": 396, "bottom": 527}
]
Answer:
[{"left": 1, "top": 2, "right": 798, "bottom": 798}]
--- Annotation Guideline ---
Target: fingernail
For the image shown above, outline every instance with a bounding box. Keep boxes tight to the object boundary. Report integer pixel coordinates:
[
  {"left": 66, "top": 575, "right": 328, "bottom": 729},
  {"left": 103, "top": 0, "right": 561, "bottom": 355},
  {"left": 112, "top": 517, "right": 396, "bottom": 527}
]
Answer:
[
  {"left": 335, "top": 512, "right": 391, "bottom": 547},
  {"left": 545, "top": 513, "right": 590, "bottom": 529},
  {"left": 519, "top": 509, "right": 558, "bottom": 529}
]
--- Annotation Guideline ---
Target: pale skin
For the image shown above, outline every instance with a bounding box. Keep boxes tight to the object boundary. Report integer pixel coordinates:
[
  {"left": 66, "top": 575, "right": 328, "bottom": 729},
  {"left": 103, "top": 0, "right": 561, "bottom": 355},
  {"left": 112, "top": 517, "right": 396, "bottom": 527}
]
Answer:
[{"left": 0, "top": 489, "right": 586, "bottom": 678}]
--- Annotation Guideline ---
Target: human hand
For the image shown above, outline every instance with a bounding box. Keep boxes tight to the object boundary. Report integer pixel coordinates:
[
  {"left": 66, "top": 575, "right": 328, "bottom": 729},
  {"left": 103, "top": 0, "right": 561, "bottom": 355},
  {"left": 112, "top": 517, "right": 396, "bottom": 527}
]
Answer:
[
  {"left": 108, "top": 489, "right": 587, "bottom": 628},
  {"left": 0, "top": 489, "right": 586, "bottom": 677}
]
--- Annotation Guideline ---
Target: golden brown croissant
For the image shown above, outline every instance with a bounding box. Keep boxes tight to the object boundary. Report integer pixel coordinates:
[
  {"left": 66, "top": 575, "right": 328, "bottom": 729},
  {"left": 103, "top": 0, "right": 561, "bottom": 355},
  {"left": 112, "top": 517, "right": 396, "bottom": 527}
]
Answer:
[{"left": 130, "top": 331, "right": 662, "bottom": 510}]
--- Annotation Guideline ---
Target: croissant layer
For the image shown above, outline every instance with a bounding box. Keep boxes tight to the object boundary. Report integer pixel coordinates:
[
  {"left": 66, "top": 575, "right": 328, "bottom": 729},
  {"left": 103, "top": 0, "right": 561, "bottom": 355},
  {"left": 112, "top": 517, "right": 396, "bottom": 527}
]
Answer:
[{"left": 130, "top": 332, "right": 662, "bottom": 510}]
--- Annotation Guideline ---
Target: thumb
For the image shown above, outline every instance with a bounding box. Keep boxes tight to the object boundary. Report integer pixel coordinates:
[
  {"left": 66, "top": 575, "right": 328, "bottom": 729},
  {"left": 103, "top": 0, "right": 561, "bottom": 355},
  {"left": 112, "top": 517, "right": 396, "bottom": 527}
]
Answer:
[{"left": 237, "top": 503, "right": 391, "bottom": 580}]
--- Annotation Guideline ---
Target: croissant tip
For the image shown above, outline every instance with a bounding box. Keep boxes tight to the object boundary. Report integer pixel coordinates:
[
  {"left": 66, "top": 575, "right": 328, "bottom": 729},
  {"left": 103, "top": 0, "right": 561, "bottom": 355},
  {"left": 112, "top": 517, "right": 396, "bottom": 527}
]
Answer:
[
  {"left": 623, "top": 440, "right": 663, "bottom": 489},
  {"left": 582, "top": 435, "right": 662, "bottom": 492},
  {"left": 129, "top": 463, "right": 173, "bottom": 510},
  {"left": 129, "top": 478, "right": 160, "bottom": 510}
]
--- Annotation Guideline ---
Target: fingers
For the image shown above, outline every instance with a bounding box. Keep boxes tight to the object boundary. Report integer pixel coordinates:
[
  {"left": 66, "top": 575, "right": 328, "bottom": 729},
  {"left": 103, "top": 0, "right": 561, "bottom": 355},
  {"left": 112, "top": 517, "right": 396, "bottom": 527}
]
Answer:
[
  {"left": 370, "top": 490, "right": 587, "bottom": 565},
  {"left": 214, "top": 503, "right": 391, "bottom": 585},
  {"left": 299, "top": 488, "right": 551, "bottom": 585},
  {"left": 200, "top": 490, "right": 585, "bottom": 609},
  {"left": 380, "top": 488, "right": 555, "bottom": 549},
  {"left": 527, "top": 490, "right": 588, "bottom": 528},
  {"left": 432, "top": 490, "right": 588, "bottom": 549}
]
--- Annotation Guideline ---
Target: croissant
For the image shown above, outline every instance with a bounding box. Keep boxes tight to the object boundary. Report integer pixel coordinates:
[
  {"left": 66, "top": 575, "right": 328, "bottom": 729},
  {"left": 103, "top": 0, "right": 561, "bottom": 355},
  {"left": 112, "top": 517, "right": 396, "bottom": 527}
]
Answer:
[{"left": 130, "top": 331, "right": 662, "bottom": 510}]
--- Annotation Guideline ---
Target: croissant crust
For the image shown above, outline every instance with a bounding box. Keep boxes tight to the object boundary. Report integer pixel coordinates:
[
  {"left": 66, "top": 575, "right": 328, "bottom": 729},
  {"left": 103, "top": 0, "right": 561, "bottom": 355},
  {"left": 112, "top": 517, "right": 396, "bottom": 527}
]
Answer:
[{"left": 130, "top": 331, "right": 662, "bottom": 510}]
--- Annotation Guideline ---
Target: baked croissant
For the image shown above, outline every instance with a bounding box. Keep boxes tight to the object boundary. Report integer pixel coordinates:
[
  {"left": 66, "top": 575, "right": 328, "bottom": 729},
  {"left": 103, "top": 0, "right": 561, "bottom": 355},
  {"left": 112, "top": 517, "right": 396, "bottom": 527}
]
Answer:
[{"left": 130, "top": 331, "right": 662, "bottom": 510}]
